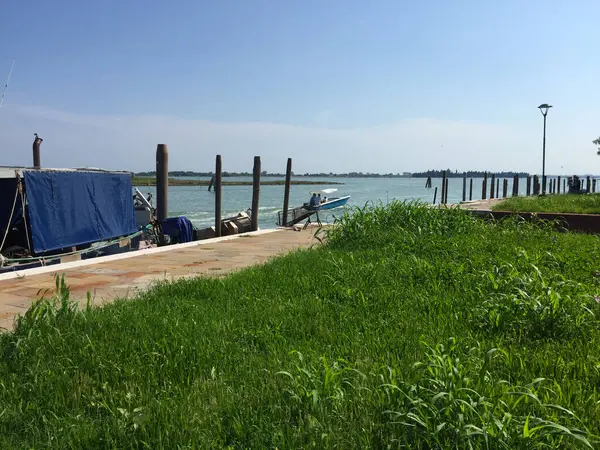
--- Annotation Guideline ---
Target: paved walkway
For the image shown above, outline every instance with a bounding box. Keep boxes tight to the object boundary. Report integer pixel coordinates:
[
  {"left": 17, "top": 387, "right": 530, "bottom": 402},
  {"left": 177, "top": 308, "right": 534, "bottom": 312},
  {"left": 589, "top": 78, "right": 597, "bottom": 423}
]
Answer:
[
  {"left": 458, "top": 198, "right": 505, "bottom": 210},
  {"left": 0, "top": 228, "right": 319, "bottom": 331}
]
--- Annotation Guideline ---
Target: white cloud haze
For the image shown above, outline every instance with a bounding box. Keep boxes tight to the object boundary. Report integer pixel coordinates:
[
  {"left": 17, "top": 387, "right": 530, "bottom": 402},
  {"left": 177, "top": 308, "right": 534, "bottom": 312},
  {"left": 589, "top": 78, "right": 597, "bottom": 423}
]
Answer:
[{"left": 0, "top": 103, "right": 597, "bottom": 175}]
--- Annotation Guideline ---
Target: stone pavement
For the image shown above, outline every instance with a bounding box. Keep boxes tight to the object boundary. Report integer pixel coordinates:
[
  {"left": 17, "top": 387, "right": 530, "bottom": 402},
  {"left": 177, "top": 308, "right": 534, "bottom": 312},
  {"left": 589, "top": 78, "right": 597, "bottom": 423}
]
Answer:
[
  {"left": 458, "top": 198, "right": 505, "bottom": 210},
  {"left": 0, "top": 228, "right": 319, "bottom": 332}
]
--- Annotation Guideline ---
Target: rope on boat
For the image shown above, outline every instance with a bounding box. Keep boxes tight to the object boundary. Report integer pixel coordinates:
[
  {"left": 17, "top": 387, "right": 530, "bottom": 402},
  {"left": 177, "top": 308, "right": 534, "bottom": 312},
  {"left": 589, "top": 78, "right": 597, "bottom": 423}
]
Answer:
[
  {"left": 1, "top": 226, "right": 150, "bottom": 266},
  {"left": 19, "top": 179, "right": 32, "bottom": 255},
  {"left": 0, "top": 180, "right": 20, "bottom": 254}
]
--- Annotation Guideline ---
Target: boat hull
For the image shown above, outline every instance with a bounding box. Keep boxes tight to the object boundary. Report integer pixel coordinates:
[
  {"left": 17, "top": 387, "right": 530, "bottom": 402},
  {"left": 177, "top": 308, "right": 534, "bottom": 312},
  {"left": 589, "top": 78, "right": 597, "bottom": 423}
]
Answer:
[{"left": 317, "top": 195, "right": 350, "bottom": 210}]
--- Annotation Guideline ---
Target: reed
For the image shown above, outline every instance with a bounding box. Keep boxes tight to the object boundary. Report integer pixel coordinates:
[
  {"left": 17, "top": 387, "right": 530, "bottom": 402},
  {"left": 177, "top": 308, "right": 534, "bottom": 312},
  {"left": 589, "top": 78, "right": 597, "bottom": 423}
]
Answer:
[{"left": 0, "top": 202, "right": 599, "bottom": 448}]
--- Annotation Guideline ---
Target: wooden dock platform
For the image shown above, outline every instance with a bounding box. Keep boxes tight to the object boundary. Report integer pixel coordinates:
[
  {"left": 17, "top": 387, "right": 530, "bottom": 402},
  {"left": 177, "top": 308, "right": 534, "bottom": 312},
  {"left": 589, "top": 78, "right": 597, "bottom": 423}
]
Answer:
[{"left": 0, "top": 228, "right": 319, "bottom": 332}]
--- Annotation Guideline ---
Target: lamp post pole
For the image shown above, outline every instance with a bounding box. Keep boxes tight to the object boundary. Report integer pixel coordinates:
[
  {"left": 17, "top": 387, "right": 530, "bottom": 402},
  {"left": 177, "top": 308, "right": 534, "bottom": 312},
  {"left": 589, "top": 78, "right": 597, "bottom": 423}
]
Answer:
[
  {"left": 538, "top": 104, "right": 552, "bottom": 196},
  {"left": 542, "top": 112, "right": 547, "bottom": 195}
]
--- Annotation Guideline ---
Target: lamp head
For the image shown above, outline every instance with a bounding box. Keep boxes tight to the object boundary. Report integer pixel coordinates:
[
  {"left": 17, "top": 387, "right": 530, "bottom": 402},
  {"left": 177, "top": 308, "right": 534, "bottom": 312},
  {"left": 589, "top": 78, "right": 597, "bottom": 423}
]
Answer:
[{"left": 538, "top": 104, "right": 553, "bottom": 116}]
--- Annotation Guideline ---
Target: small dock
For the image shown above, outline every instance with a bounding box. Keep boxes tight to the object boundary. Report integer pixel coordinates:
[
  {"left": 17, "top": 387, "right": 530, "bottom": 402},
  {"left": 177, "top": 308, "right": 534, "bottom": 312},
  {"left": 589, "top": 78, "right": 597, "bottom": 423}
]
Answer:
[{"left": 0, "top": 228, "right": 319, "bottom": 332}]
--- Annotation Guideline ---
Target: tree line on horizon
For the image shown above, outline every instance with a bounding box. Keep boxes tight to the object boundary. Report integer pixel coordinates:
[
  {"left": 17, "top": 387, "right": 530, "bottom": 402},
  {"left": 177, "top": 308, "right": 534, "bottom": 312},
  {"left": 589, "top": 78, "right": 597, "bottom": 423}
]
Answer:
[
  {"left": 133, "top": 170, "right": 412, "bottom": 178},
  {"left": 410, "top": 169, "right": 531, "bottom": 178}
]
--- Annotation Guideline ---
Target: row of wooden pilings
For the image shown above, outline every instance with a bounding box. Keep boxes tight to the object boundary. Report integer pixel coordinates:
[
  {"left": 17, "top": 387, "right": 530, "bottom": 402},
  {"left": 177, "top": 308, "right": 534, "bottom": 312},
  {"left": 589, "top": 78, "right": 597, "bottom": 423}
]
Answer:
[
  {"left": 433, "top": 171, "right": 599, "bottom": 205},
  {"left": 155, "top": 145, "right": 296, "bottom": 237}
]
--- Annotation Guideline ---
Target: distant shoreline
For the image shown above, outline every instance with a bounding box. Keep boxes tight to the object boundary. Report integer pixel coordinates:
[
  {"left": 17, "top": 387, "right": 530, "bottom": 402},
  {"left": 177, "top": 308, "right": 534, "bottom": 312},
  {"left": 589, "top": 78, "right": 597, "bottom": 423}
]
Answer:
[
  {"left": 131, "top": 177, "right": 343, "bottom": 186},
  {"left": 133, "top": 171, "right": 411, "bottom": 179}
]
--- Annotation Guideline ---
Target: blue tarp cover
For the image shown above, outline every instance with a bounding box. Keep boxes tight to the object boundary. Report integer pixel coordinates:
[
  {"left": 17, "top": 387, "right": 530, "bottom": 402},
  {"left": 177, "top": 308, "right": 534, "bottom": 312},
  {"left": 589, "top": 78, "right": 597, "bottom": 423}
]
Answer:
[
  {"left": 23, "top": 171, "right": 137, "bottom": 254},
  {"left": 161, "top": 216, "right": 194, "bottom": 243}
]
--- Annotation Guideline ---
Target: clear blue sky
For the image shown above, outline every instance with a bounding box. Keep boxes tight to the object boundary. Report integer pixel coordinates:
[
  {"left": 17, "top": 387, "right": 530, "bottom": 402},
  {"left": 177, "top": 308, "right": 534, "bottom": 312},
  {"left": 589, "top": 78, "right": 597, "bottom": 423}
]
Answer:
[{"left": 0, "top": 0, "right": 598, "bottom": 173}]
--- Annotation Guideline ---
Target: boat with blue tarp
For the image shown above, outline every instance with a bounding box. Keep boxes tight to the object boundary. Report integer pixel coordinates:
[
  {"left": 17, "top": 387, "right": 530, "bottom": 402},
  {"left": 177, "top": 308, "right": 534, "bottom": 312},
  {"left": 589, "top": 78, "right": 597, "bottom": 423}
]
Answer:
[
  {"left": 0, "top": 166, "right": 255, "bottom": 273},
  {"left": 0, "top": 166, "right": 148, "bottom": 273}
]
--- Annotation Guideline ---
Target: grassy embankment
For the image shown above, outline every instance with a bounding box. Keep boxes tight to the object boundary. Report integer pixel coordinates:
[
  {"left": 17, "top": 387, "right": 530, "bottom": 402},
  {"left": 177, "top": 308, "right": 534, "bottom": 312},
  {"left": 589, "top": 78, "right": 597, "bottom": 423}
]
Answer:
[
  {"left": 1, "top": 202, "right": 600, "bottom": 448},
  {"left": 131, "top": 176, "right": 342, "bottom": 186},
  {"left": 493, "top": 194, "right": 600, "bottom": 214}
]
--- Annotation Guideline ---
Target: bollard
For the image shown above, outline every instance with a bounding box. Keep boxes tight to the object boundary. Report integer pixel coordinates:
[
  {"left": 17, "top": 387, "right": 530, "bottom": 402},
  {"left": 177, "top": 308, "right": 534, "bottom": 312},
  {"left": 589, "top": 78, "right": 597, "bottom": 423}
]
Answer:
[
  {"left": 32, "top": 133, "right": 43, "bottom": 168},
  {"left": 490, "top": 174, "right": 496, "bottom": 199},
  {"left": 502, "top": 179, "right": 508, "bottom": 198},
  {"left": 215, "top": 155, "right": 222, "bottom": 237},
  {"left": 482, "top": 173, "right": 487, "bottom": 200},
  {"left": 282, "top": 158, "right": 292, "bottom": 226},
  {"left": 462, "top": 175, "right": 466, "bottom": 202},
  {"left": 441, "top": 171, "right": 447, "bottom": 205},
  {"left": 251, "top": 156, "right": 261, "bottom": 231},
  {"left": 156, "top": 144, "right": 168, "bottom": 222}
]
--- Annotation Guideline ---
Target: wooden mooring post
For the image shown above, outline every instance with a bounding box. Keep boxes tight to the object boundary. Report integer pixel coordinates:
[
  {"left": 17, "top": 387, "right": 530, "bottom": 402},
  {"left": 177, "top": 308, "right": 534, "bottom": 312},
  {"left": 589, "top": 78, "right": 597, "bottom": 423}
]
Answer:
[
  {"left": 215, "top": 155, "right": 222, "bottom": 237},
  {"left": 512, "top": 175, "right": 519, "bottom": 196},
  {"left": 156, "top": 144, "right": 169, "bottom": 222},
  {"left": 444, "top": 178, "right": 449, "bottom": 204},
  {"left": 557, "top": 176, "right": 561, "bottom": 194},
  {"left": 526, "top": 176, "right": 531, "bottom": 196},
  {"left": 251, "top": 156, "right": 261, "bottom": 231},
  {"left": 593, "top": 179, "right": 597, "bottom": 193},
  {"left": 441, "top": 171, "right": 447, "bottom": 205},
  {"left": 469, "top": 178, "right": 473, "bottom": 201},
  {"left": 490, "top": 174, "right": 496, "bottom": 199},
  {"left": 587, "top": 176, "right": 592, "bottom": 193},
  {"left": 282, "top": 158, "right": 292, "bottom": 226},
  {"left": 482, "top": 173, "right": 487, "bottom": 200},
  {"left": 543, "top": 176, "right": 547, "bottom": 195},
  {"left": 502, "top": 179, "right": 508, "bottom": 198},
  {"left": 433, "top": 186, "right": 437, "bottom": 204},
  {"left": 462, "top": 175, "right": 466, "bottom": 202},
  {"left": 495, "top": 178, "right": 500, "bottom": 198}
]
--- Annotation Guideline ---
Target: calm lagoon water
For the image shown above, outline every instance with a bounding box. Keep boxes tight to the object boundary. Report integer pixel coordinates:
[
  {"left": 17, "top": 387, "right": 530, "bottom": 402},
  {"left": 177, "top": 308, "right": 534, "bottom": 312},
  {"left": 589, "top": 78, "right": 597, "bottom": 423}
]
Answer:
[{"left": 135, "top": 177, "right": 532, "bottom": 230}]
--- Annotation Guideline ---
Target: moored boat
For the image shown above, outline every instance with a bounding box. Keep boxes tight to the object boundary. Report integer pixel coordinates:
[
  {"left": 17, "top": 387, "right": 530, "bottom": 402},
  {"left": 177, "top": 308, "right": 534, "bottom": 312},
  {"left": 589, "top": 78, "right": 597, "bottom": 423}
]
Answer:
[
  {"left": 306, "top": 188, "right": 350, "bottom": 210},
  {"left": 276, "top": 189, "right": 350, "bottom": 226}
]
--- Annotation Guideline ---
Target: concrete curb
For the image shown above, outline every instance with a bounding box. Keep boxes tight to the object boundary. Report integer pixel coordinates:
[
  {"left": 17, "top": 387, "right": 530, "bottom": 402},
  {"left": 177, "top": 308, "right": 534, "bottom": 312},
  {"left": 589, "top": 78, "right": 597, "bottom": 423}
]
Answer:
[{"left": 0, "top": 228, "right": 280, "bottom": 282}]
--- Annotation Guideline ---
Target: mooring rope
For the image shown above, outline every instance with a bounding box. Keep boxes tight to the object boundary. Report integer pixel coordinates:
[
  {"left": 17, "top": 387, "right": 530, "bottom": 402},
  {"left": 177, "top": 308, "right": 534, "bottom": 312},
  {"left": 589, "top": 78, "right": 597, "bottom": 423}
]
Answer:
[
  {"left": 3, "top": 227, "right": 149, "bottom": 265},
  {"left": 0, "top": 181, "right": 20, "bottom": 256},
  {"left": 18, "top": 180, "right": 32, "bottom": 255}
]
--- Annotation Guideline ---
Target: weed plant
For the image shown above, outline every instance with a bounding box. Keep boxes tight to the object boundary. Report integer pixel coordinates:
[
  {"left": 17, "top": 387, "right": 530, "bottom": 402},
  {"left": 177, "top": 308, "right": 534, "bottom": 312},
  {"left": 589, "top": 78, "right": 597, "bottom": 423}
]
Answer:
[{"left": 1, "top": 201, "right": 600, "bottom": 448}]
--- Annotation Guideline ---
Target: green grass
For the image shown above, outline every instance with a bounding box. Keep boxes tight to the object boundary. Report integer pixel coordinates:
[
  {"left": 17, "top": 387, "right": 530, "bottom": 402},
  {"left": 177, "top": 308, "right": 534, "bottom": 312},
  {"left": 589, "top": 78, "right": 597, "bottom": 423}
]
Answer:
[
  {"left": 2, "top": 202, "right": 600, "bottom": 448},
  {"left": 493, "top": 194, "right": 600, "bottom": 214}
]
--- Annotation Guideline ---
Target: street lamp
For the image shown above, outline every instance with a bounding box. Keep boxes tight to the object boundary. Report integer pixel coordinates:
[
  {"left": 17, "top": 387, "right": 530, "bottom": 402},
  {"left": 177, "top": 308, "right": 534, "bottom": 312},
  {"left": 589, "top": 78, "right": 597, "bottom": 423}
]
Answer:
[{"left": 538, "top": 103, "right": 553, "bottom": 195}]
